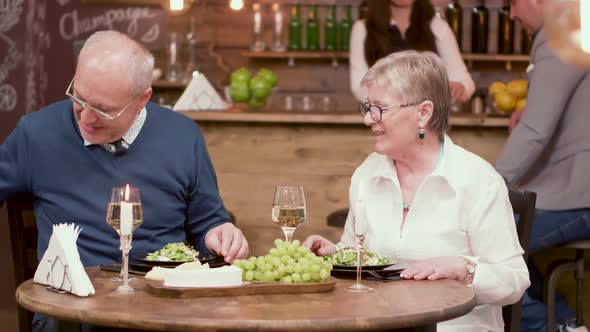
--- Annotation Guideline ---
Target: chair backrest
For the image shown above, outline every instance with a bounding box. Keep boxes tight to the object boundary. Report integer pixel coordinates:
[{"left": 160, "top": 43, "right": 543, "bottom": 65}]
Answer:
[
  {"left": 502, "top": 180, "right": 537, "bottom": 332},
  {"left": 6, "top": 194, "right": 38, "bottom": 332}
]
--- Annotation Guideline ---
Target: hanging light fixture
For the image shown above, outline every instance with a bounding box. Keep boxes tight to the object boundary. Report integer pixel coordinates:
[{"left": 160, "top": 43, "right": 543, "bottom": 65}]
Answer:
[
  {"left": 544, "top": 0, "right": 590, "bottom": 67},
  {"left": 161, "top": 0, "right": 194, "bottom": 15},
  {"left": 230, "top": 0, "right": 244, "bottom": 11}
]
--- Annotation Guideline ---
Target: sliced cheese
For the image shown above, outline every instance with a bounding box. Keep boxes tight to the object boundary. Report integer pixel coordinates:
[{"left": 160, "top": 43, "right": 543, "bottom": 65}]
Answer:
[
  {"left": 144, "top": 266, "right": 174, "bottom": 281},
  {"left": 163, "top": 265, "right": 242, "bottom": 288}
]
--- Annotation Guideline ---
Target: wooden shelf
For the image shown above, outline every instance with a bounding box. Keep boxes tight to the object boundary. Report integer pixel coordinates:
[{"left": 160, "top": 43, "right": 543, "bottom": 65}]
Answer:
[
  {"left": 179, "top": 109, "right": 510, "bottom": 128},
  {"left": 461, "top": 54, "right": 530, "bottom": 62},
  {"left": 152, "top": 80, "right": 187, "bottom": 89},
  {"left": 241, "top": 51, "right": 349, "bottom": 59}
]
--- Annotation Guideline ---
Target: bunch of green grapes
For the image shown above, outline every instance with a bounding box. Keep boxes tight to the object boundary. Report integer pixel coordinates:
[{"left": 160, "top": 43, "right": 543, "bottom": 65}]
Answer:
[{"left": 232, "top": 239, "right": 333, "bottom": 283}]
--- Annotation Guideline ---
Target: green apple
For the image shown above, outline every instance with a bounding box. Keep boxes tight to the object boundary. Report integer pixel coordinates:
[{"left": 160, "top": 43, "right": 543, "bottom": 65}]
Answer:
[
  {"left": 256, "top": 68, "right": 278, "bottom": 88},
  {"left": 230, "top": 68, "right": 252, "bottom": 84},
  {"left": 249, "top": 76, "right": 272, "bottom": 99},
  {"left": 248, "top": 96, "right": 267, "bottom": 109},
  {"left": 230, "top": 83, "right": 250, "bottom": 102}
]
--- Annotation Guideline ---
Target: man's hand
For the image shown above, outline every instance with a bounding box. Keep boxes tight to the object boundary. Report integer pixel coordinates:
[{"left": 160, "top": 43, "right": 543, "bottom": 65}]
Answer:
[
  {"left": 449, "top": 81, "right": 468, "bottom": 103},
  {"left": 509, "top": 108, "right": 526, "bottom": 132},
  {"left": 205, "top": 223, "right": 249, "bottom": 263},
  {"left": 302, "top": 235, "right": 337, "bottom": 256},
  {"left": 400, "top": 256, "right": 475, "bottom": 284}
]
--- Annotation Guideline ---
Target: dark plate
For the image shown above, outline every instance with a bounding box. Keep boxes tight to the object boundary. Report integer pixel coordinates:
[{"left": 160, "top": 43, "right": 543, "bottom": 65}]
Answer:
[
  {"left": 331, "top": 266, "right": 403, "bottom": 279},
  {"left": 332, "top": 263, "right": 394, "bottom": 271},
  {"left": 131, "top": 254, "right": 220, "bottom": 267}
]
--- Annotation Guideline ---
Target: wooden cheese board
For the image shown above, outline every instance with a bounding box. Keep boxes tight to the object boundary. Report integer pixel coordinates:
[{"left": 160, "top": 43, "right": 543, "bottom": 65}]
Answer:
[{"left": 144, "top": 277, "right": 337, "bottom": 298}]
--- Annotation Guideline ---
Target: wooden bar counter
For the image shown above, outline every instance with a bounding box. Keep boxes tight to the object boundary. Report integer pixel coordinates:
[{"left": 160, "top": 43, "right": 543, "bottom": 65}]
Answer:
[{"left": 178, "top": 109, "right": 510, "bottom": 255}]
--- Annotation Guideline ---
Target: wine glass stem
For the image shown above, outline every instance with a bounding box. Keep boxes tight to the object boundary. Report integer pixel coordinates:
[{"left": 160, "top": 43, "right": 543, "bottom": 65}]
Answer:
[
  {"left": 120, "top": 235, "right": 132, "bottom": 288},
  {"left": 355, "top": 236, "right": 363, "bottom": 286},
  {"left": 282, "top": 227, "right": 296, "bottom": 243}
]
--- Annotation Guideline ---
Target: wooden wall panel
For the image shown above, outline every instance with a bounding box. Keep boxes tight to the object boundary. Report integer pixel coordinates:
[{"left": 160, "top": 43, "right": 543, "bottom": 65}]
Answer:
[{"left": 199, "top": 122, "right": 509, "bottom": 252}]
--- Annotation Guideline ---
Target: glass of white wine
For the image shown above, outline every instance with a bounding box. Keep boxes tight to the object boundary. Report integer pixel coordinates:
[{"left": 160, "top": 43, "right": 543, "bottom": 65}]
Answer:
[
  {"left": 272, "top": 185, "right": 306, "bottom": 243},
  {"left": 106, "top": 185, "right": 143, "bottom": 292},
  {"left": 346, "top": 200, "right": 374, "bottom": 293}
]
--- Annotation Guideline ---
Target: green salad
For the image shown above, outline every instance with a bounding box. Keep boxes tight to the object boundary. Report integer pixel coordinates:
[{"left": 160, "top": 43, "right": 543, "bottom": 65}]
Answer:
[
  {"left": 324, "top": 247, "right": 389, "bottom": 266},
  {"left": 145, "top": 242, "right": 199, "bottom": 262}
]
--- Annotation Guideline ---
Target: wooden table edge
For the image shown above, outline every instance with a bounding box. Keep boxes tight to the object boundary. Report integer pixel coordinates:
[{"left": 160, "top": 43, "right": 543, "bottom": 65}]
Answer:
[{"left": 16, "top": 278, "right": 476, "bottom": 331}]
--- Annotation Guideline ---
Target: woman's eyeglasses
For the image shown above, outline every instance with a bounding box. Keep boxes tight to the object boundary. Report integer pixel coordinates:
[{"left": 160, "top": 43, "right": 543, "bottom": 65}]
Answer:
[{"left": 359, "top": 101, "right": 422, "bottom": 122}]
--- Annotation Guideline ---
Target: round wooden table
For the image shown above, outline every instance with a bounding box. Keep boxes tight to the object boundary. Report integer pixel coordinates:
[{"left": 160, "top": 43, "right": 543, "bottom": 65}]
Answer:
[{"left": 16, "top": 267, "right": 476, "bottom": 332}]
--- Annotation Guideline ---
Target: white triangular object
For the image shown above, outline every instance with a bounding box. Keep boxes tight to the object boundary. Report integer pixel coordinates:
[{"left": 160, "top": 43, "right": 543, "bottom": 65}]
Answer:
[
  {"left": 33, "top": 224, "right": 95, "bottom": 297},
  {"left": 173, "top": 71, "right": 231, "bottom": 111}
]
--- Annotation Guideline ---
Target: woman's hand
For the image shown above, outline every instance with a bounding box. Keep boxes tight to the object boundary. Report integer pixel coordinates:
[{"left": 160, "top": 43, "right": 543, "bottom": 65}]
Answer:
[
  {"left": 302, "top": 235, "right": 337, "bottom": 256},
  {"left": 449, "top": 81, "right": 468, "bottom": 103},
  {"left": 400, "top": 256, "right": 475, "bottom": 284}
]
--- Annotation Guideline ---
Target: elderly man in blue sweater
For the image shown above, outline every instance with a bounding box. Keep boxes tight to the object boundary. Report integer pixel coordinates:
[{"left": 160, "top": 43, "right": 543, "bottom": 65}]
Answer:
[{"left": 0, "top": 30, "right": 249, "bottom": 331}]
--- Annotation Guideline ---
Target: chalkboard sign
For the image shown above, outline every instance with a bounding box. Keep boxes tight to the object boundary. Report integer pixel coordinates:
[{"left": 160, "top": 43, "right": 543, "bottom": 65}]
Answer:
[{"left": 0, "top": 0, "right": 167, "bottom": 120}]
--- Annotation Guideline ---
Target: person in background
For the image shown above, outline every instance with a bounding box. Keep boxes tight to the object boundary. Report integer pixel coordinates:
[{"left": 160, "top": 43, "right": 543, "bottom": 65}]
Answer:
[
  {"left": 496, "top": 0, "right": 590, "bottom": 330},
  {"left": 304, "top": 50, "right": 529, "bottom": 332},
  {"left": 349, "top": 0, "right": 475, "bottom": 103},
  {"left": 0, "top": 30, "right": 249, "bottom": 332}
]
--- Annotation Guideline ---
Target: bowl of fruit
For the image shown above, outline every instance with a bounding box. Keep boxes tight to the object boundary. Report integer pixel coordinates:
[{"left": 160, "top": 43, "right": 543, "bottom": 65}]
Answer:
[
  {"left": 488, "top": 79, "right": 528, "bottom": 115},
  {"left": 226, "top": 67, "right": 278, "bottom": 110}
]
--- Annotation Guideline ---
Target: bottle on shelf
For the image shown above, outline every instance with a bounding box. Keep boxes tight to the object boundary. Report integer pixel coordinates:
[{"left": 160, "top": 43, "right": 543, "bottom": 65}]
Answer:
[
  {"left": 324, "top": 5, "right": 337, "bottom": 51},
  {"left": 471, "top": 1, "right": 489, "bottom": 53},
  {"left": 251, "top": 3, "right": 266, "bottom": 52},
  {"left": 306, "top": 4, "right": 320, "bottom": 51},
  {"left": 446, "top": 0, "right": 463, "bottom": 51},
  {"left": 339, "top": 5, "right": 352, "bottom": 51},
  {"left": 498, "top": 3, "right": 514, "bottom": 54},
  {"left": 166, "top": 32, "right": 182, "bottom": 82},
  {"left": 288, "top": 3, "right": 302, "bottom": 51},
  {"left": 271, "top": 3, "right": 287, "bottom": 52}
]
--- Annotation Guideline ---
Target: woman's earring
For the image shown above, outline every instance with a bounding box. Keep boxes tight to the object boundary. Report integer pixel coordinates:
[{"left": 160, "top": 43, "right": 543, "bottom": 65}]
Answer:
[{"left": 418, "top": 128, "right": 425, "bottom": 140}]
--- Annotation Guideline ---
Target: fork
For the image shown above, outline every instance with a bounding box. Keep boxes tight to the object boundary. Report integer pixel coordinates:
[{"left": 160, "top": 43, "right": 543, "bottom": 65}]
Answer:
[{"left": 366, "top": 270, "right": 403, "bottom": 282}]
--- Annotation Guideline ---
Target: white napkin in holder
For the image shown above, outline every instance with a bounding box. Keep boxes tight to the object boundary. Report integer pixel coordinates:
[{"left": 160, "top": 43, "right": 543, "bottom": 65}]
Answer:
[
  {"left": 173, "top": 71, "right": 231, "bottom": 111},
  {"left": 33, "top": 224, "right": 95, "bottom": 297}
]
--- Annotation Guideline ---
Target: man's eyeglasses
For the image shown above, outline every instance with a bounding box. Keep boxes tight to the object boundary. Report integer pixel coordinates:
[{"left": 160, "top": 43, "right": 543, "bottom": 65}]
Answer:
[
  {"left": 65, "top": 78, "right": 140, "bottom": 121},
  {"left": 359, "top": 101, "right": 422, "bottom": 123}
]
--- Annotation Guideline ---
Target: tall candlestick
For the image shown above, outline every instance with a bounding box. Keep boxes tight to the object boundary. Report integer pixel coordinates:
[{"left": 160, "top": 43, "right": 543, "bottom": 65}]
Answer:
[{"left": 120, "top": 184, "right": 133, "bottom": 236}]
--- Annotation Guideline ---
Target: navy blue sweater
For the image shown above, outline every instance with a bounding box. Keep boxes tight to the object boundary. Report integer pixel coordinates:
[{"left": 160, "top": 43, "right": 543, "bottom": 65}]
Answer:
[{"left": 0, "top": 101, "right": 230, "bottom": 266}]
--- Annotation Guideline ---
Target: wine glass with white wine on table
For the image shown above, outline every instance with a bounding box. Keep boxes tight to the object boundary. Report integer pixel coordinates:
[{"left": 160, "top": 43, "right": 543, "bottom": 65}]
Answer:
[
  {"left": 272, "top": 185, "right": 306, "bottom": 243},
  {"left": 106, "top": 185, "right": 143, "bottom": 292}
]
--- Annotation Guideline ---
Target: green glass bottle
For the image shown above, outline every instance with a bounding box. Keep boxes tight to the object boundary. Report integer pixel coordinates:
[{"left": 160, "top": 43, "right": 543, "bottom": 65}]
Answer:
[
  {"left": 306, "top": 5, "right": 319, "bottom": 50},
  {"left": 498, "top": 4, "right": 514, "bottom": 54},
  {"left": 445, "top": 0, "right": 463, "bottom": 50},
  {"left": 324, "top": 5, "right": 337, "bottom": 51},
  {"left": 471, "top": 2, "right": 489, "bottom": 53},
  {"left": 288, "top": 4, "right": 302, "bottom": 51},
  {"left": 339, "top": 5, "right": 352, "bottom": 51}
]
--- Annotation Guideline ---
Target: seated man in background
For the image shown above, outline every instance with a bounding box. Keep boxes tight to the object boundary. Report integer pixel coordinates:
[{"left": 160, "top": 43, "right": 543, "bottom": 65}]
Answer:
[
  {"left": 0, "top": 30, "right": 249, "bottom": 331},
  {"left": 496, "top": 0, "right": 590, "bottom": 331}
]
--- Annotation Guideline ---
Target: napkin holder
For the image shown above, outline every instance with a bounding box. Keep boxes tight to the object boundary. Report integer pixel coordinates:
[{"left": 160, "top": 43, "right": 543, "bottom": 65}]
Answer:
[
  {"left": 173, "top": 71, "right": 231, "bottom": 111},
  {"left": 33, "top": 224, "right": 95, "bottom": 297}
]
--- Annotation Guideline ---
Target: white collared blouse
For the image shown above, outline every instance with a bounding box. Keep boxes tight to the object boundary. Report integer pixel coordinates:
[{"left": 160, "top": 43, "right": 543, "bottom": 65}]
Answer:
[{"left": 340, "top": 137, "right": 530, "bottom": 332}]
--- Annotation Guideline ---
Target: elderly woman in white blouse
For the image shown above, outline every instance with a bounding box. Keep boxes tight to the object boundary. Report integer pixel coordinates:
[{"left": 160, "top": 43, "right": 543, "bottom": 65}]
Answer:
[{"left": 304, "top": 50, "right": 530, "bottom": 332}]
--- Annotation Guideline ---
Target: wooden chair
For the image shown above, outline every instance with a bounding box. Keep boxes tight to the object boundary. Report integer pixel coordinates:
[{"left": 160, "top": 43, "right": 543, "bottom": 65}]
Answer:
[
  {"left": 6, "top": 194, "right": 38, "bottom": 332},
  {"left": 543, "top": 240, "right": 590, "bottom": 329},
  {"left": 503, "top": 181, "right": 537, "bottom": 332},
  {"left": 324, "top": 181, "right": 537, "bottom": 332}
]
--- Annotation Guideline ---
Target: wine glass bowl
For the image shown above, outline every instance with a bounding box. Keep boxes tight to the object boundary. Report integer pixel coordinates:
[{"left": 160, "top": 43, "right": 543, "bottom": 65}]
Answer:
[
  {"left": 106, "top": 185, "right": 142, "bottom": 292},
  {"left": 272, "top": 185, "right": 306, "bottom": 243}
]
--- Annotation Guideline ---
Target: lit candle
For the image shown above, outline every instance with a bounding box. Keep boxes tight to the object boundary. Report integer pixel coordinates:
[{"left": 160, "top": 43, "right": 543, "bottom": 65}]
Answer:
[
  {"left": 120, "top": 184, "right": 133, "bottom": 236},
  {"left": 230, "top": 0, "right": 244, "bottom": 11},
  {"left": 581, "top": 0, "right": 590, "bottom": 52}
]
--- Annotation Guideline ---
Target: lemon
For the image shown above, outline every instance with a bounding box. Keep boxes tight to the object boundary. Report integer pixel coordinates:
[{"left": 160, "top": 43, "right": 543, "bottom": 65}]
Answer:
[
  {"left": 495, "top": 91, "right": 517, "bottom": 113},
  {"left": 507, "top": 79, "right": 528, "bottom": 98},
  {"left": 516, "top": 98, "right": 526, "bottom": 111},
  {"left": 489, "top": 81, "right": 507, "bottom": 96}
]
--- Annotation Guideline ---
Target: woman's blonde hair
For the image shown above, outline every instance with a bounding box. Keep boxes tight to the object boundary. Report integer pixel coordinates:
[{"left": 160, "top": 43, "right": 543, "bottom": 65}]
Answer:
[{"left": 361, "top": 50, "right": 451, "bottom": 138}]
